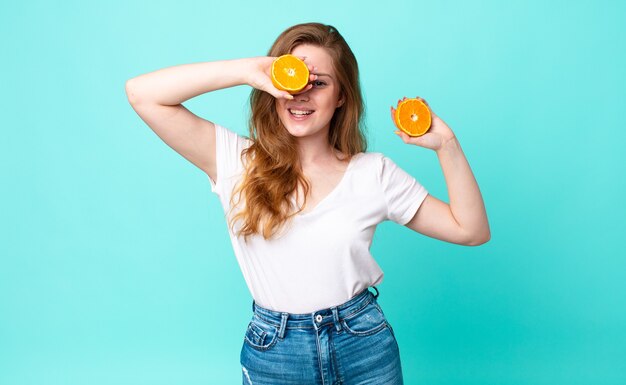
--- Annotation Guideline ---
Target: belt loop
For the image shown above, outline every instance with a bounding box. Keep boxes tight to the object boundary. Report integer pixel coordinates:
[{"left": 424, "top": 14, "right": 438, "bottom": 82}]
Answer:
[
  {"left": 331, "top": 307, "right": 342, "bottom": 332},
  {"left": 278, "top": 313, "right": 289, "bottom": 339},
  {"left": 372, "top": 286, "right": 379, "bottom": 299}
]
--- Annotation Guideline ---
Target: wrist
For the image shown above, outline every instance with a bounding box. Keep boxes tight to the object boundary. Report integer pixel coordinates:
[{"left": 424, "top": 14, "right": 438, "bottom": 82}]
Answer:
[
  {"left": 436, "top": 136, "right": 460, "bottom": 155},
  {"left": 236, "top": 57, "right": 256, "bottom": 87}
]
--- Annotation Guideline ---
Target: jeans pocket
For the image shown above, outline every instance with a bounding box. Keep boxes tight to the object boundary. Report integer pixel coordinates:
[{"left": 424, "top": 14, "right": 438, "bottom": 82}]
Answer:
[
  {"left": 243, "top": 316, "right": 279, "bottom": 351},
  {"left": 341, "top": 301, "right": 388, "bottom": 336}
]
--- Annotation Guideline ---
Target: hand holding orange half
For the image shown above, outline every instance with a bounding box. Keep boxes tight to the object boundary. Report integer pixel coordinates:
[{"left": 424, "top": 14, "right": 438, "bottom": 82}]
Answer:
[
  {"left": 246, "top": 56, "right": 316, "bottom": 100},
  {"left": 391, "top": 97, "right": 432, "bottom": 137},
  {"left": 271, "top": 54, "right": 311, "bottom": 94},
  {"left": 391, "top": 96, "right": 457, "bottom": 151}
]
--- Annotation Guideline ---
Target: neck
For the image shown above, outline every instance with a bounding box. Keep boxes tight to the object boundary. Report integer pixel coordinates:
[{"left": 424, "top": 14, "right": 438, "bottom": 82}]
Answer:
[{"left": 295, "top": 131, "right": 336, "bottom": 166}]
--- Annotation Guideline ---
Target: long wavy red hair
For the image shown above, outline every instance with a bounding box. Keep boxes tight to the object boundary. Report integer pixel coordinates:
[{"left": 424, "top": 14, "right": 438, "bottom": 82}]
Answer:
[{"left": 228, "top": 22, "right": 367, "bottom": 240}]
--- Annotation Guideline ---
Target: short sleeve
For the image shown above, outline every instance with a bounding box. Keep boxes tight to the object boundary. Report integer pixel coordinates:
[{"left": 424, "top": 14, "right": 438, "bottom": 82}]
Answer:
[
  {"left": 208, "top": 123, "right": 252, "bottom": 195},
  {"left": 379, "top": 155, "right": 429, "bottom": 225}
]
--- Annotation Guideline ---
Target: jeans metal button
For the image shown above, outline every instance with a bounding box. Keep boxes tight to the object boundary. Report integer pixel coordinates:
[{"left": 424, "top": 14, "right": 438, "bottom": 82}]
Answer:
[{"left": 315, "top": 314, "right": 323, "bottom": 323}]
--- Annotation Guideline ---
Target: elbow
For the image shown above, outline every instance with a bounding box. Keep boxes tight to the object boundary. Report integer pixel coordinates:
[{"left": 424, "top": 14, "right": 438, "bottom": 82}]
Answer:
[
  {"left": 125, "top": 79, "right": 141, "bottom": 105},
  {"left": 463, "top": 227, "right": 491, "bottom": 246}
]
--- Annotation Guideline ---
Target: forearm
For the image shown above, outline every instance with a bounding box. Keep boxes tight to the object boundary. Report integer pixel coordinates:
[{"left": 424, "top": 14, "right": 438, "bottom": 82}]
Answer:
[
  {"left": 125, "top": 58, "right": 253, "bottom": 106},
  {"left": 436, "top": 137, "right": 490, "bottom": 242}
]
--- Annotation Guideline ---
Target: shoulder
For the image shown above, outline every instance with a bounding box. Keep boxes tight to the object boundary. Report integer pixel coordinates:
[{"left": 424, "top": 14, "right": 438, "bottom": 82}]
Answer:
[
  {"left": 212, "top": 123, "right": 254, "bottom": 181},
  {"left": 352, "top": 151, "right": 384, "bottom": 165},
  {"left": 353, "top": 151, "right": 400, "bottom": 163},
  {"left": 214, "top": 123, "right": 253, "bottom": 148},
  {"left": 348, "top": 152, "right": 387, "bottom": 185},
  {"left": 351, "top": 151, "right": 395, "bottom": 172},
  {"left": 354, "top": 151, "right": 419, "bottom": 188}
]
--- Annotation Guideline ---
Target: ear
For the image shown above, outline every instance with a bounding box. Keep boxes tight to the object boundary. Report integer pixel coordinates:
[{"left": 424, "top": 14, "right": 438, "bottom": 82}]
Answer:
[{"left": 337, "top": 97, "right": 345, "bottom": 108}]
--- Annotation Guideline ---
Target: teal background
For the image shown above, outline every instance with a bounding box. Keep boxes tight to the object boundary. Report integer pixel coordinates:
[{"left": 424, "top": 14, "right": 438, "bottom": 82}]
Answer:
[{"left": 1, "top": 0, "right": 625, "bottom": 384}]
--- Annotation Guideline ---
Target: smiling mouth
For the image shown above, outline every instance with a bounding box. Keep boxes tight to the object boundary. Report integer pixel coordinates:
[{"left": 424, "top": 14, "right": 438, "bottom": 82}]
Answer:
[{"left": 288, "top": 108, "right": 315, "bottom": 116}]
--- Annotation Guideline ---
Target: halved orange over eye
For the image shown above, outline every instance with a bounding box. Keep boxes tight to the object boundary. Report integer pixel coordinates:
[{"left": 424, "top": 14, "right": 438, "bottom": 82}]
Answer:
[
  {"left": 271, "top": 54, "right": 309, "bottom": 94},
  {"left": 394, "top": 98, "right": 432, "bottom": 137}
]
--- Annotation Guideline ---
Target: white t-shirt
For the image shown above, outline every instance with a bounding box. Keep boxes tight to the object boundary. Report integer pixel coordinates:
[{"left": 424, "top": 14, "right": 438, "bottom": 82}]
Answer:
[{"left": 208, "top": 123, "right": 428, "bottom": 313}]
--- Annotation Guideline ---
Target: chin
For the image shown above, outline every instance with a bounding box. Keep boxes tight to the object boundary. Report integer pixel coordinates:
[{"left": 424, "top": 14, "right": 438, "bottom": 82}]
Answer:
[
  {"left": 281, "top": 117, "right": 331, "bottom": 139},
  {"left": 285, "top": 126, "right": 317, "bottom": 138}
]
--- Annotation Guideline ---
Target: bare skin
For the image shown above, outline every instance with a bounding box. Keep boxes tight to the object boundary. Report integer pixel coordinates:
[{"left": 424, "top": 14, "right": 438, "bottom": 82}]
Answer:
[
  {"left": 293, "top": 150, "right": 351, "bottom": 215},
  {"left": 273, "top": 44, "right": 349, "bottom": 214},
  {"left": 125, "top": 47, "right": 489, "bottom": 245},
  {"left": 392, "top": 97, "right": 490, "bottom": 245}
]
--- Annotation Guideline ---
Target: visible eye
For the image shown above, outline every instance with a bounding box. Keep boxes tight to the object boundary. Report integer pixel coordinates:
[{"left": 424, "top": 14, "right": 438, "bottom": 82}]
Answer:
[{"left": 312, "top": 80, "right": 327, "bottom": 87}]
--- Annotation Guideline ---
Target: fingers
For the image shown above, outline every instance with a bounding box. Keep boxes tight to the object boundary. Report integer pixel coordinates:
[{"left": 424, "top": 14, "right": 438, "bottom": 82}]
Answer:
[
  {"left": 296, "top": 56, "right": 315, "bottom": 72},
  {"left": 394, "top": 130, "right": 412, "bottom": 144},
  {"left": 394, "top": 130, "right": 428, "bottom": 146},
  {"left": 392, "top": 96, "right": 434, "bottom": 117},
  {"left": 266, "top": 82, "right": 295, "bottom": 99},
  {"left": 395, "top": 96, "right": 429, "bottom": 107},
  {"left": 270, "top": 87, "right": 294, "bottom": 100},
  {"left": 272, "top": 91, "right": 293, "bottom": 100}
]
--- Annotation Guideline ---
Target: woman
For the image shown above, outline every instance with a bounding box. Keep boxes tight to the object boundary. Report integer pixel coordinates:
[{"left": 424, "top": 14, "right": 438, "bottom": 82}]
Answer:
[{"left": 126, "top": 22, "right": 489, "bottom": 385}]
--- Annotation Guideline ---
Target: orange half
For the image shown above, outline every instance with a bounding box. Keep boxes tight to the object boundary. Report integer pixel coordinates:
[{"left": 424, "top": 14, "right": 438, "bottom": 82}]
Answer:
[
  {"left": 271, "top": 54, "right": 309, "bottom": 94},
  {"left": 394, "top": 98, "right": 432, "bottom": 137}
]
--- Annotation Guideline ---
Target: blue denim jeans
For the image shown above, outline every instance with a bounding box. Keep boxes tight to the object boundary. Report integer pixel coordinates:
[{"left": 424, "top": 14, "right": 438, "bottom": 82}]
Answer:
[{"left": 240, "top": 287, "right": 404, "bottom": 384}]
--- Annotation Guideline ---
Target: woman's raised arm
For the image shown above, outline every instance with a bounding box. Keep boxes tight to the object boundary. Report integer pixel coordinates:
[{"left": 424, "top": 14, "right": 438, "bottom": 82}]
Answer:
[
  {"left": 392, "top": 97, "right": 491, "bottom": 246},
  {"left": 124, "top": 57, "right": 312, "bottom": 181}
]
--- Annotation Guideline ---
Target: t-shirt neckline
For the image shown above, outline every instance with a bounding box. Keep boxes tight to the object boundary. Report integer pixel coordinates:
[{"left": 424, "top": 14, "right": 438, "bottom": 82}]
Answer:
[{"left": 294, "top": 152, "right": 363, "bottom": 217}]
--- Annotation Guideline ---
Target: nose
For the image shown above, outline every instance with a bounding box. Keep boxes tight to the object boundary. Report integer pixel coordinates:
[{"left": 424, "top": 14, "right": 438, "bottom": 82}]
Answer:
[{"left": 296, "top": 91, "right": 310, "bottom": 102}]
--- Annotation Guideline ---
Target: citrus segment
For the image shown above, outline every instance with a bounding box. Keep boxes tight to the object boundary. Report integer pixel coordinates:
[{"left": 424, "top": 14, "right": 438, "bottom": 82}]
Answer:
[
  {"left": 394, "top": 98, "right": 432, "bottom": 137},
  {"left": 271, "top": 54, "right": 309, "bottom": 94}
]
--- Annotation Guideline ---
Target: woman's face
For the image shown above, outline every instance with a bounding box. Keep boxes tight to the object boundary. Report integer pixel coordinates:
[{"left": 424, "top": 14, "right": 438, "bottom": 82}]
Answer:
[{"left": 275, "top": 44, "right": 344, "bottom": 141}]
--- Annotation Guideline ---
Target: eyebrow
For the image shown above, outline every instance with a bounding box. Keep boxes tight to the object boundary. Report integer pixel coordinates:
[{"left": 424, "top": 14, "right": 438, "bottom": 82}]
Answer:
[{"left": 314, "top": 72, "right": 333, "bottom": 79}]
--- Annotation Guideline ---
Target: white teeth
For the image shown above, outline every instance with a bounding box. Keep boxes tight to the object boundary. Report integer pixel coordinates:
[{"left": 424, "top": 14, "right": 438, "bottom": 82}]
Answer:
[{"left": 289, "top": 109, "right": 314, "bottom": 116}]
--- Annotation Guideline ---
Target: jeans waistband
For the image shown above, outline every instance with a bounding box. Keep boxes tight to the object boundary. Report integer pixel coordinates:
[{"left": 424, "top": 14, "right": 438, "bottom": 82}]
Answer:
[{"left": 251, "top": 286, "right": 380, "bottom": 335}]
